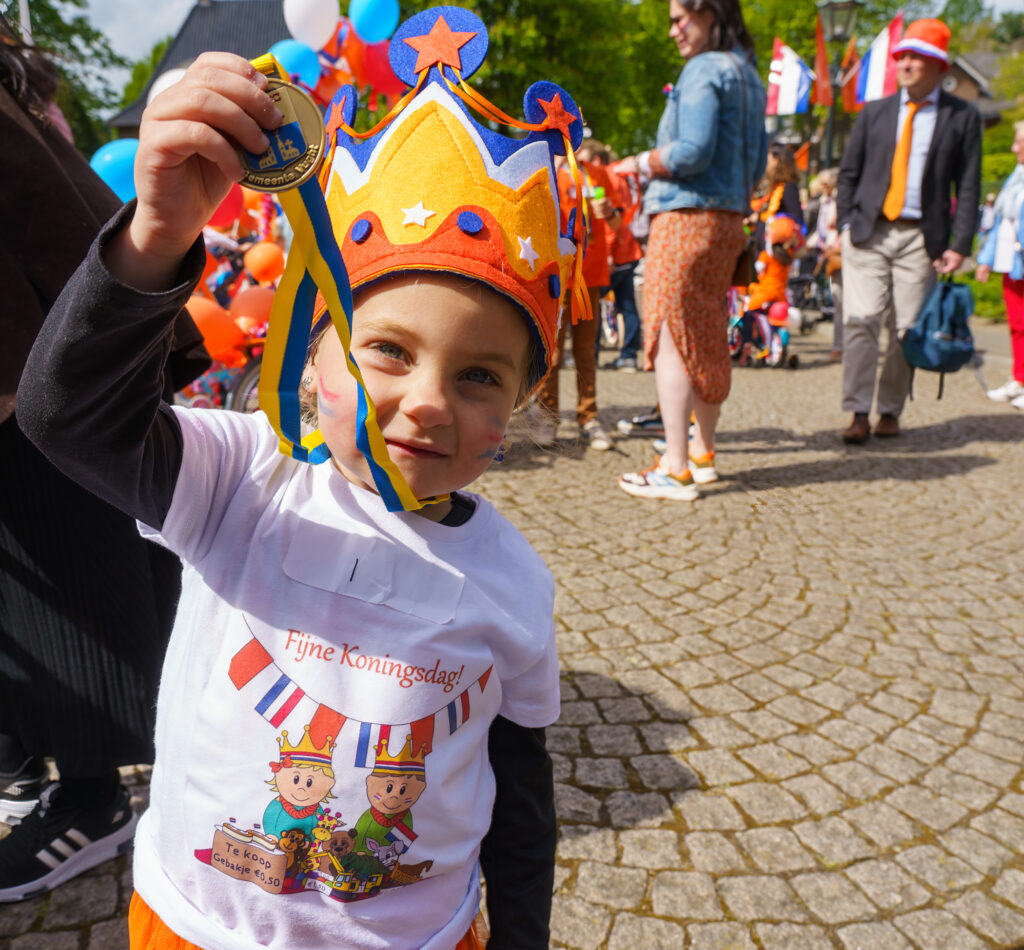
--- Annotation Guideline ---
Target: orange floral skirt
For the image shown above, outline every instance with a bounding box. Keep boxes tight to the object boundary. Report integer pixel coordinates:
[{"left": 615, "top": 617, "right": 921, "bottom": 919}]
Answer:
[
  {"left": 129, "top": 891, "right": 489, "bottom": 949},
  {"left": 642, "top": 209, "right": 744, "bottom": 404}
]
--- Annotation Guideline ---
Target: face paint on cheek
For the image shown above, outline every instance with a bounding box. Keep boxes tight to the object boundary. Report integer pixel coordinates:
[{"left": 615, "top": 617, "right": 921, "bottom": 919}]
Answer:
[
  {"left": 477, "top": 417, "right": 506, "bottom": 460},
  {"left": 317, "top": 374, "right": 342, "bottom": 419}
]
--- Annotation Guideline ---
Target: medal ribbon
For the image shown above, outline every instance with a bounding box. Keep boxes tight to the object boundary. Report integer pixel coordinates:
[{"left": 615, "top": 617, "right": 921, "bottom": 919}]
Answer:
[{"left": 252, "top": 54, "right": 439, "bottom": 512}]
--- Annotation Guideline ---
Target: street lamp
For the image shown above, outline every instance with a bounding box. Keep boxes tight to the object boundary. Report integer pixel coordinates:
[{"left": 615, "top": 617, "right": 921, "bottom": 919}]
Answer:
[{"left": 817, "top": 0, "right": 864, "bottom": 168}]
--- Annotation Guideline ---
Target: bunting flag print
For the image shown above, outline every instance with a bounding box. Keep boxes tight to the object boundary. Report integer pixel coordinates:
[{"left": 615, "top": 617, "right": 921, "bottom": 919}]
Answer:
[
  {"left": 446, "top": 690, "right": 471, "bottom": 735},
  {"left": 255, "top": 673, "right": 316, "bottom": 730},
  {"left": 228, "top": 627, "right": 496, "bottom": 755},
  {"left": 354, "top": 721, "right": 391, "bottom": 769}
]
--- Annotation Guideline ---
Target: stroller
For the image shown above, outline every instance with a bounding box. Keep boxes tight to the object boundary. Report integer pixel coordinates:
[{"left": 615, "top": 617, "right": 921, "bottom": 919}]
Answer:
[
  {"left": 729, "top": 300, "right": 799, "bottom": 369},
  {"left": 728, "top": 214, "right": 802, "bottom": 369}
]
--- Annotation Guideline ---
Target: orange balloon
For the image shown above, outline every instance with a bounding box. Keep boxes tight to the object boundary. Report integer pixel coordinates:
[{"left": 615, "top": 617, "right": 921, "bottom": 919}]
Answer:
[
  {"left": 186, "top": 295, "right": 246, "bottom": 366},
  {"left": 244, "top": 241, "right": 286, "bottom": 285},
  {"left": 234, "top": 315, "right": 261, "bottom": 334},
  {"left": 346, "top": 29, "right": 367, "bottom": 86},
  {"left": 229, "top": 286, "right": 276, "bottom": 326},
  {"left": 241, "top": 186, "right": 263, "bottom": 212}
]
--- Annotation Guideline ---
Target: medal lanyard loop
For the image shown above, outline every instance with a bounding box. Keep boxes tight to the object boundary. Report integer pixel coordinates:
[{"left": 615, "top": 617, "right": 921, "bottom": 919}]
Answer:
[{"left": 249, "top": 54, "right": 444, "bottom": 512}]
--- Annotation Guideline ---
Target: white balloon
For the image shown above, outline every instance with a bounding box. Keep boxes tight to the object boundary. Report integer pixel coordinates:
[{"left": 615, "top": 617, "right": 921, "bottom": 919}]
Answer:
[
  {"left": 147, "top": 67, "right": 188, "bottom": 105},
  {"left": 283, "top": 0, "right": 339, "bottom": 51}
]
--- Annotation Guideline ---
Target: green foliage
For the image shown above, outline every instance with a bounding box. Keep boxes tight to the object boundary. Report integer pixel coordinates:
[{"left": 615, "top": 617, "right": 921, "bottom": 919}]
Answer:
[
  {"left": 1, "top": 0, "right": 128, "bottom": 155},
  {"left": 992, "top": 51, "right": 1024, "bottom": 105},
  {"left": 350, "top": 0, "right": 679, "bottom": 155},
  {"left": 982, "top": 151, "right": 1018, "bottom": 192},
  {"left": 992, "top": 11, "right": 1024, "bottom": 46},
  {"left": 963, "top": 270, "right": 1005, "bottom": 320},
  {"left": 121, "top": 37, "right": 173, "bottom": 110}
]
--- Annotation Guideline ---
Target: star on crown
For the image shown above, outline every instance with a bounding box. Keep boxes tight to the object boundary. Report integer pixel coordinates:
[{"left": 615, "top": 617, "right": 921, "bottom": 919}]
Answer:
[{"left": 404, "top": 15, "right": 477, "bottom": 74}]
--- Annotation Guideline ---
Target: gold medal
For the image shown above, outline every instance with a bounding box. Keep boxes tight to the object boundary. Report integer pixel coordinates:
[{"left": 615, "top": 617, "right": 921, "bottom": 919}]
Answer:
[{"left": 241, "top": 58, "right": 325, "bottom": 193}]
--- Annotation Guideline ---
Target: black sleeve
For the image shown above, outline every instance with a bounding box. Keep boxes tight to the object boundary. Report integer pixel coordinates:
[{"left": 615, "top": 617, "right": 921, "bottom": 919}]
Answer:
[
  {"left": 782, "top": 182, "right": 804, "bottom": 228},
  {"left": 16, "top": 203, "right": 207, "bottom": 529},
  {"left": 837, "top": 109, "right": 868, "bottom": 231},
  {"left": 950, "top": 105, "right": 982, "bottom": 258},
  {"left": 481, "top": 716, "right": 556, "bottom": 950}
]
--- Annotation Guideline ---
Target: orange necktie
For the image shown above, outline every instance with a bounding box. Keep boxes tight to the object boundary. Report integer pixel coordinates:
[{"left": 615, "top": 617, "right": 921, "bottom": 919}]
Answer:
[{"left": 882, "top": 100, "right": 922, "bottom": 221}]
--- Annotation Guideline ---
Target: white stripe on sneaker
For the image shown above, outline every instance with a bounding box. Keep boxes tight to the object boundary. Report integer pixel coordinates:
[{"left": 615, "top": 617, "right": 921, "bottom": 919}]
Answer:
[
  {"left": 48, "top": 838, "right": 77, "bottom": 859},
  {"left": 35, "top": 848, "right": 63, "bottom": 869},
  {"left": 65, "top": 828, "right": 91, "bottom": 848}
]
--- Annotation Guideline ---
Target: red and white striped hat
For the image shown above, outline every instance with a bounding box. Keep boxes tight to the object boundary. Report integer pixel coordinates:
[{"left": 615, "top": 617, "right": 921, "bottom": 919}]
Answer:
[{"left": 892, "top": 18, "right": 951, "bottom": 69}]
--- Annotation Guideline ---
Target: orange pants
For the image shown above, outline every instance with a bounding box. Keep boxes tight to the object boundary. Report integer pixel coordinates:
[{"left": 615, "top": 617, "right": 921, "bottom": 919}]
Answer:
[{"left": 129, "top": 892, "right": 488, "bottom": 949}]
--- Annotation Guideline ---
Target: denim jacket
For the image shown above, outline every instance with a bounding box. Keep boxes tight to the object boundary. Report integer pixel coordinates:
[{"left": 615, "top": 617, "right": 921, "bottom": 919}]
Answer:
[{"left": 644, "top": 48, "right": 767, "bottom": 216}]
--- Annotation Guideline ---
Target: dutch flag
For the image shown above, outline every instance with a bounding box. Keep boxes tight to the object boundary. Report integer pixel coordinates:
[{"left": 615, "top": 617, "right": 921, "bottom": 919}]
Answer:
[
  {"left": 445, "top": 690, "right": 471, "bottom": 735},
  {"left": 255, "top": 673, "right": 314, "bottom": 729},
  {"left": 386, "top": 819, "right": 417, "bottom": 850},
  {"left": 857, "top": 13, "right": 904, "bottom": 104},
  {"left": 766, "top": 38, "right": 815, "bottom": 116}
]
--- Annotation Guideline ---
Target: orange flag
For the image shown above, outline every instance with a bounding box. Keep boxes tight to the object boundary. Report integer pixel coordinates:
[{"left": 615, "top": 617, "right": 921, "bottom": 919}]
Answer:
[
  {"left": 813, "top": 15, "right": 833, "bottom": 107},
  {"left": 839, "top": 36, "right": 861, "bottom": 113},
  {"left": 793, "top": 142, "right": 810, "bottom": 172}
]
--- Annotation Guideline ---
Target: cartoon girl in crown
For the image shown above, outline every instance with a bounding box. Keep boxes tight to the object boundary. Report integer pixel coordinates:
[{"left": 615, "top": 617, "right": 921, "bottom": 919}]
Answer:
[
  {"left": 353, "top": 734, "right": 427, "bottom": 859},
  {"left": 263, "top": 726, "right": 337, "bottom": 842}
]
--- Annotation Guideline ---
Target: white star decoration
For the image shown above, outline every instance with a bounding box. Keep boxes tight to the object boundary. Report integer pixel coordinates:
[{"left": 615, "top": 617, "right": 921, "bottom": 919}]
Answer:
[
  {"left": 401, "top": 201, "right": 436, "bottom": 227},
  {"left": 518, "top": 235, "right": 539, "bottom": 270}
]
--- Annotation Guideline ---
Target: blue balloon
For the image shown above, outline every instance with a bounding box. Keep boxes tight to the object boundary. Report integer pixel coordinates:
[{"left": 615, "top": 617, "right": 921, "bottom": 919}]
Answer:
[
  {"left": 89, "top": 138, "right": 139, "bottom": 203},
  {"left": 269, "top": 38, "right": 322, "bottom": 88},
  {"left": 349, "top": 0, "right": 399, "bottom": 44}
]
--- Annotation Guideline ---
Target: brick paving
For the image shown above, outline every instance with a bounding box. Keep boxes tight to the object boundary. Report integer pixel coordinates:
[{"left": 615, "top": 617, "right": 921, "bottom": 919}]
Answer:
[{"left": 2, "top": 318, "right": 1023, "bottom": 949}]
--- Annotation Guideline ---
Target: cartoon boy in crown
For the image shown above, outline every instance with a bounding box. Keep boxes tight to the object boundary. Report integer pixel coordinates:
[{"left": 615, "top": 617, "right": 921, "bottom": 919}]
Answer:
[
  {"left": 263, "top": 726, "right": 337, "bottom": 842},
  {"left": 353, "top": 734, "right": 427, "bottom": 859}
]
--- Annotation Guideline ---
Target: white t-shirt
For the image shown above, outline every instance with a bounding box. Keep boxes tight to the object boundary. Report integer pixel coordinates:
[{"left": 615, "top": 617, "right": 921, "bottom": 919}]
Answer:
[{"left": 134, "top": 408, "right": 559, "bottom": 950}]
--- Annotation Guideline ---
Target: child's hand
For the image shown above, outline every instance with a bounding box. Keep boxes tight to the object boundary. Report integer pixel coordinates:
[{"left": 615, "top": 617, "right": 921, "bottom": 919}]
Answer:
[{"left": 114, "top": 53, "right": 283, "bottom": 290}]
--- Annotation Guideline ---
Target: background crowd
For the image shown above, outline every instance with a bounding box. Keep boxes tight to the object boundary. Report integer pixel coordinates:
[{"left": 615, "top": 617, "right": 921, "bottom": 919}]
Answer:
[{"left": 2, "top": 0, "right": 1022, "bottom": 943}]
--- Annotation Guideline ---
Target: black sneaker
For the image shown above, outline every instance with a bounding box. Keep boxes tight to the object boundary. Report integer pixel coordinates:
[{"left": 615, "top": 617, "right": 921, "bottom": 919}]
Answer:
[
  {"left": 616, "top": 407, "right": 663, "bottom": 437},
  {"left": 0, "top": 759, "right": 50, "bottom": 826},
  {"left": 0, "top": 782, "right": 137, "bottom": 902}
]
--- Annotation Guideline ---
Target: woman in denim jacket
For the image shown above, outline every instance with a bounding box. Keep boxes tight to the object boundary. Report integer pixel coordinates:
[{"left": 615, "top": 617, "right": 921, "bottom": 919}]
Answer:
[{"left": 618, "top": 0, "right": 766, "bottom": 501}]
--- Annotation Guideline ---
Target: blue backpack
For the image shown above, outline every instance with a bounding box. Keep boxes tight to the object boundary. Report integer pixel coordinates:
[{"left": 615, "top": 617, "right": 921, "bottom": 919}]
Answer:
[{"left": 902, "top": 277, "right": 976, "bottom": 398}]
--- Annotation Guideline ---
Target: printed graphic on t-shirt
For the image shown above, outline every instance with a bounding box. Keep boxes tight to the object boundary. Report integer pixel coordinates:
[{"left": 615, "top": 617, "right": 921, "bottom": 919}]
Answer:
[{"left": 192, "top": 617, "right": 493, "bottom": 903}]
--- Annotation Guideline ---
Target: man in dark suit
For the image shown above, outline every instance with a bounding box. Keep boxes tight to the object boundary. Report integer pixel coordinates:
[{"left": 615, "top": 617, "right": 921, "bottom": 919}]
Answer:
[{"left": 837, "top": 18, "right": 981, "bottom": 443}]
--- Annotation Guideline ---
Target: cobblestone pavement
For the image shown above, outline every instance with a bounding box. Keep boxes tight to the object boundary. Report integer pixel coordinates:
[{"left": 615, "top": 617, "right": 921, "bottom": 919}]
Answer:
[{"left": 2, "top": 318, "right": 1023, "bottom": 950}]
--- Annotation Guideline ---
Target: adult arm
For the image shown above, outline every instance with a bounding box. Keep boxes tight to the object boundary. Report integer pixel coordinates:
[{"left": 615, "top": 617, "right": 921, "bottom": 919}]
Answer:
[
  {"left": 481, "top": 716, "right": 556, "bottom": 950},
  {"left": 948, "top": 105, "right": 982, "bottom": 258},
  {"left": 837, "top": 108, "right": 869, "bottom": 231},
  {"left": 17, "top": 205, "right": 205, "bottom": 528},
  {"left": 648, "top": 62, "right": 720, "bottom": 179}
]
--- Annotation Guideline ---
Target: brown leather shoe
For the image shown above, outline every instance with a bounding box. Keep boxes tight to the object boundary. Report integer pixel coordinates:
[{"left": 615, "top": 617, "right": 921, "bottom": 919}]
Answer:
[
  {"left": 842, "top": 413, "right": 871, "bottom": 444},
  {"left": 874, "top": 413, "right": 900, "bottom": 438}
]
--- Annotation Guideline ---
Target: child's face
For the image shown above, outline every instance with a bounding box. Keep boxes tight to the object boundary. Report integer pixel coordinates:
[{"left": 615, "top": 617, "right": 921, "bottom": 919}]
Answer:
[
  {"left": 273, "top": 765, "right": 334, "bottom": 808},
  {"left": 309, "top": 274, "right": 530, "bottom": 512}
]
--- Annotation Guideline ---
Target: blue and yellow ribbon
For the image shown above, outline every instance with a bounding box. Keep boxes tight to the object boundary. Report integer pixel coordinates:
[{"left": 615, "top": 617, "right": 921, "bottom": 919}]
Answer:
[{"left": 252, "top": 55, "right": 440, "bottom": 512}]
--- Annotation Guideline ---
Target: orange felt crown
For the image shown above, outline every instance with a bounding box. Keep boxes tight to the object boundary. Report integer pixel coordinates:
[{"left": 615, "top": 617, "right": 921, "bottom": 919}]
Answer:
[{"left": 318, "top": 6, "right": 587, "bottom": 387}]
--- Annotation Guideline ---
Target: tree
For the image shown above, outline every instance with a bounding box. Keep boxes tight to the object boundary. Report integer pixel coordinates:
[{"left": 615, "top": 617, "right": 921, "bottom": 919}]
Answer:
[
  {"left": 1, "top": 0, "right": 128, "bottom": 155},
  {"left": 992, "top": 11, "right": 1024, "bottom": 46},
  {"left": 357, "top": 0, "right": 679, "bottom": 155},
  {"left": 121, "top": 36, "right": 173, "bottom": 110}
]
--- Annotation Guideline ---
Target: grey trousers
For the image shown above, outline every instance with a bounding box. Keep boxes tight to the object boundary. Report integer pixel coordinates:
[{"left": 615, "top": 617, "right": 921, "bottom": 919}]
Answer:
[{"left": 841, "top": 221, "right": 936, "bottom": 416}]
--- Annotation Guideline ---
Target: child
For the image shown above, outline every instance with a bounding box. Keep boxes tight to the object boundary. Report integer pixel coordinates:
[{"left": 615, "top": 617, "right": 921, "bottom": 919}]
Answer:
[
  {"left": 16, "top": 7, "right": 588, "bottom": 948},
  {"left": 737, "top": 214, "right": 801, "bottom": 363}
]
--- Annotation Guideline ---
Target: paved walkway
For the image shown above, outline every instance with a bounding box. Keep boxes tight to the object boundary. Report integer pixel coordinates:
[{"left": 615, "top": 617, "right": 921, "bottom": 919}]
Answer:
[{"left": 3, "top": 317, "right": 1023, "bottom": 950}]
